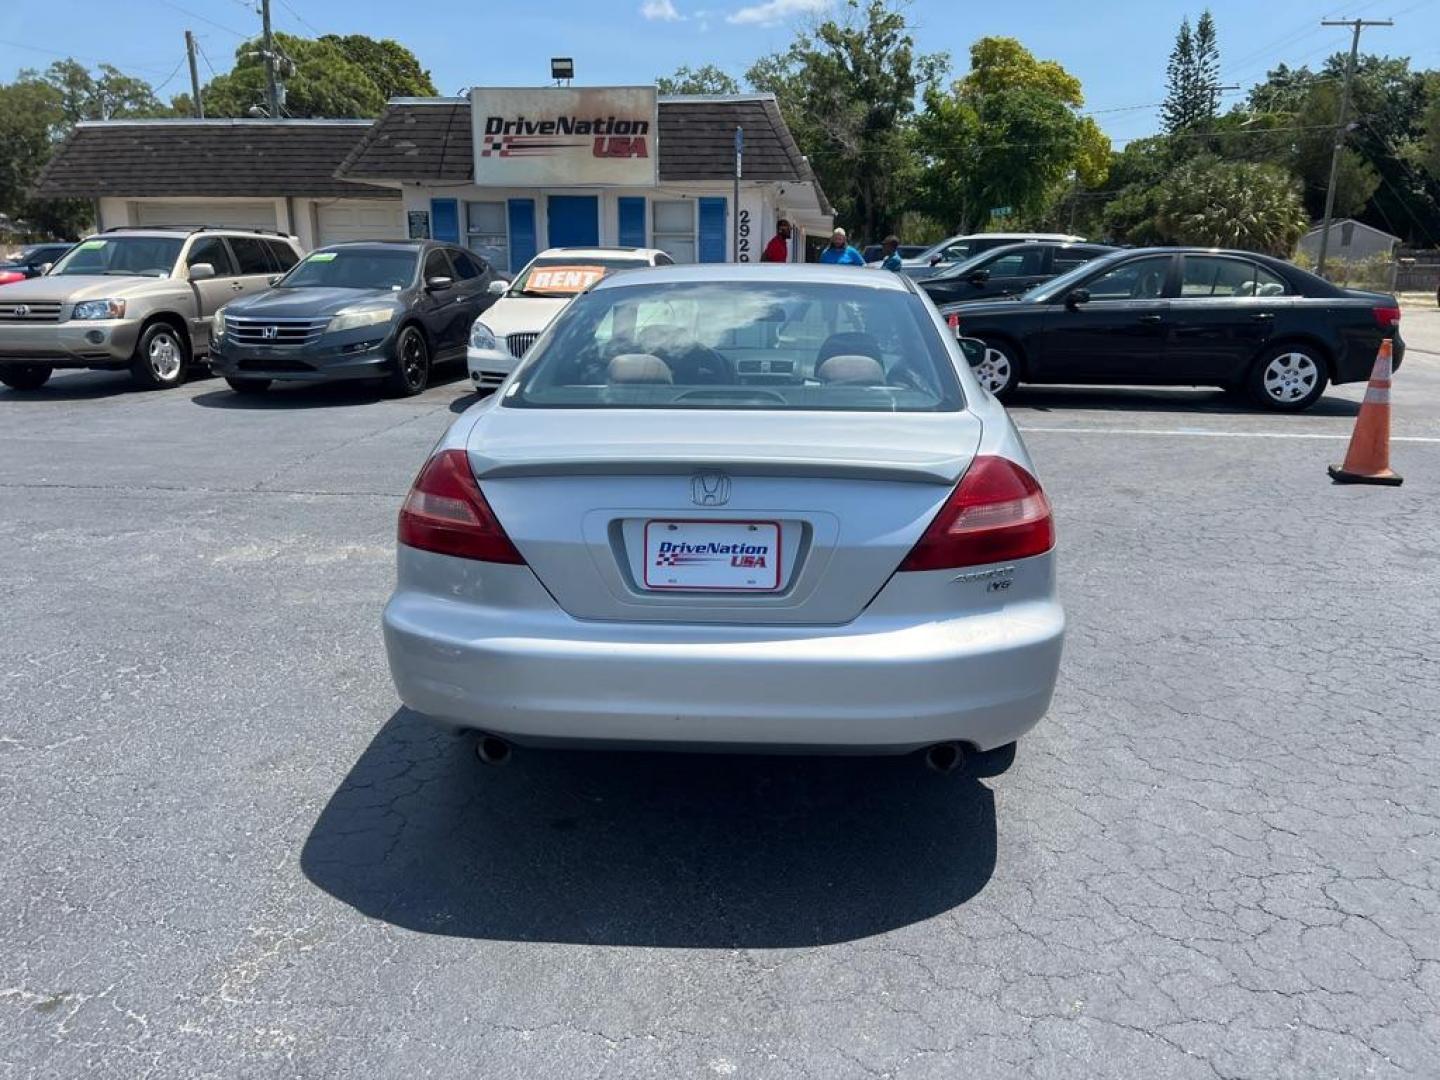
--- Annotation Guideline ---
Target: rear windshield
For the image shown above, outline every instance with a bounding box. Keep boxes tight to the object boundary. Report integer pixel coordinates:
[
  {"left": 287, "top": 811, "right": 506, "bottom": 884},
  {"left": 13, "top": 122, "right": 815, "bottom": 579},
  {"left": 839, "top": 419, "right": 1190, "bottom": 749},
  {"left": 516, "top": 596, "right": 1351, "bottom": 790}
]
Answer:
[
  {"left": 509, "top": 257, "right": 651, "bottom": 297},
  {"left": 506, "top": 281, "right": 963, "bottom": 412},
  {"left": 277, "top": 249, "right": 417, "bottom": 290},
  {"left": 50, "top": 237, "right": 183, "bottom": 277}
]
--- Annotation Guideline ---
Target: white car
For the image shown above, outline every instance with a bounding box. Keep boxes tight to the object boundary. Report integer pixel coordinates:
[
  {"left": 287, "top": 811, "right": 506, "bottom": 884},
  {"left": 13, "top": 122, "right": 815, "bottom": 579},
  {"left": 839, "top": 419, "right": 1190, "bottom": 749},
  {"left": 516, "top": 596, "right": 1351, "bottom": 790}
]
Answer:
[{"left": 466, "top": 247, "right": 672, "bottom": 389}]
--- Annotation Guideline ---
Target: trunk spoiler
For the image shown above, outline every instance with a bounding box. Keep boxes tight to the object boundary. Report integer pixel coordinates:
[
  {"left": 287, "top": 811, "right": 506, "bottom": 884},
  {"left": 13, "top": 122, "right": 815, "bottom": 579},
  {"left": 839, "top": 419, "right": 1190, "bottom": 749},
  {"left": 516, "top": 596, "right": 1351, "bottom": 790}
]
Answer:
[{"left": 470, "top": 447, "right": 968, "bottom": 486}]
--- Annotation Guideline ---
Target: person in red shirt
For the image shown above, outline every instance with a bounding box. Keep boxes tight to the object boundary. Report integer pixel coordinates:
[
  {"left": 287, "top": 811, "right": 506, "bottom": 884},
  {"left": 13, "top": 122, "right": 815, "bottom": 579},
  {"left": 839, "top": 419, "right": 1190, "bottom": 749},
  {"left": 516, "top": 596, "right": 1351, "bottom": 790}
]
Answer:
[{"left": 761, "top": 218, "right": 792, "bottom": 263}]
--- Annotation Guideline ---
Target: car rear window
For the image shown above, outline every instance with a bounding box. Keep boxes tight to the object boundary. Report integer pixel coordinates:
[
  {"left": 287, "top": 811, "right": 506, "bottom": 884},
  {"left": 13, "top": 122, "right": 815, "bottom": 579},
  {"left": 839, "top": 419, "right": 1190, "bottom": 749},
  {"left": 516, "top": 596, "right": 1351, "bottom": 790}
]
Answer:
[{"left": 506, "top": 281, "right": 963, "bottom": 413}]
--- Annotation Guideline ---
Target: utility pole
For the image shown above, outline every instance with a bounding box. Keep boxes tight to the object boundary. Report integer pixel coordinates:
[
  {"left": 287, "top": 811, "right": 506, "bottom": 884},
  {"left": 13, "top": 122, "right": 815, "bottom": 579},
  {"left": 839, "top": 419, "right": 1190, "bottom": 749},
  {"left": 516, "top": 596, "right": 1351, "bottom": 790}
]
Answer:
[
  {"left": 185, "top": 30, "right": 204, "bottom": 118},
  {"left": 1316, "top": 17, "right": 1392, "bottom": 276},
  {"left": 733, "top": 126, "right": 743, "bottom": 263},
  {"left": 261, "top": 0, "right": 280, "bottom": 118}
]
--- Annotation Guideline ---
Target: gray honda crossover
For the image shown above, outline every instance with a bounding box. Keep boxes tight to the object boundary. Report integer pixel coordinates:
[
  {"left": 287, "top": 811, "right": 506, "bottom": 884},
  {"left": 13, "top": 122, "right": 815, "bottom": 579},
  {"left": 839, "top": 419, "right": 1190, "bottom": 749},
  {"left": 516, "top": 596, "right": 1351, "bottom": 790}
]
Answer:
[{"left": 210, "top": 240, "right": 503, "bottom": 396}]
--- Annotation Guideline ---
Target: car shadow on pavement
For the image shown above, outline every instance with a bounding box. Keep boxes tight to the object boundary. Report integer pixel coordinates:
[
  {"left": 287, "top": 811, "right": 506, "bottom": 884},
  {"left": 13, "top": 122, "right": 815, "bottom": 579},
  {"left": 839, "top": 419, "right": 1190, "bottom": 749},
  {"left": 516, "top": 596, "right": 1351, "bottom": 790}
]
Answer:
[
  {"left": 1006, "top": 386, "right": 1361, "bottom": 417},
  {"left": 0, "top": 369, "right": 193, "bottom": 402},
  {"left": 301, "top": 709, "right": 999, "bottom": 948},
  {"left": 189, "top": 367, "right": 471, "bottom": 410},
  {"left": 449, "top": 388, "right": 494, "bottom": 414}
]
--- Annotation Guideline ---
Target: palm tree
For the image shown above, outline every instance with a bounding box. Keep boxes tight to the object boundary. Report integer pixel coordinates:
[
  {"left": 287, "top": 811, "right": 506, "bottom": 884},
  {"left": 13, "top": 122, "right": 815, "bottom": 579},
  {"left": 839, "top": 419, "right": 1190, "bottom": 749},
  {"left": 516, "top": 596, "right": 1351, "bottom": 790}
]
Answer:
[{"left": 1155, "top": 156, "right": 1309, "bottom": 255}]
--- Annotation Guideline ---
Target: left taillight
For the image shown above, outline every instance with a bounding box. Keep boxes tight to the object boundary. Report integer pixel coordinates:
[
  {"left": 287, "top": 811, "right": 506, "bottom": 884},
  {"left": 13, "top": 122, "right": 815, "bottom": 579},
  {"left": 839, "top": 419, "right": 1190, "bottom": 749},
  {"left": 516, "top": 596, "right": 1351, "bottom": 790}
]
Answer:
[
  {"left": 397, "top": 448, "right": 524, "bottom": 564},
  {"left": 899, "top": 456, "right": 1055, "bottom": 571},
  {"left": 0, "top": 271, "right": 25, "bottom": 286},
  {"left": 1373, "top": 305, "right": 1401, "bottom": 329}
]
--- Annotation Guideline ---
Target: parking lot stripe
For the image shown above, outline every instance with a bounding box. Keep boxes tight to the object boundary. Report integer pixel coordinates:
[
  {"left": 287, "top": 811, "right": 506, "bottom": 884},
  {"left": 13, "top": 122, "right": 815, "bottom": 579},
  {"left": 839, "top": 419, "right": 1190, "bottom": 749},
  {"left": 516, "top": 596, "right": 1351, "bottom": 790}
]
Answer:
[{"left": 1017, "top": 425, "right": 1440, "bottom": 444}]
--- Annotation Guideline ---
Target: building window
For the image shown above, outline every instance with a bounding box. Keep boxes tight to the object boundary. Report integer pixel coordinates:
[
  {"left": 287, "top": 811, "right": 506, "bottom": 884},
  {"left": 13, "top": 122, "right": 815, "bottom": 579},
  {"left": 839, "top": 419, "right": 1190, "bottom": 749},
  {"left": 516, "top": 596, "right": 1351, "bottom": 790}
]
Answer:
[
  {"left": 466, "top": 201, "right": 507, "bottom": 270},
  {"left": 652, "top": 200, "right": 696, "bottom": 264}
]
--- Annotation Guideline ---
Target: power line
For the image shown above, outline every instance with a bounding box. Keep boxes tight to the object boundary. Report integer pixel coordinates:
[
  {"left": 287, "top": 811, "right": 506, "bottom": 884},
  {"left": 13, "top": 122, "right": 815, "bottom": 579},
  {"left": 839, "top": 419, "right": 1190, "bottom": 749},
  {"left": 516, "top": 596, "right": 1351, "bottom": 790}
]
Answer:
[
  {"left": 152, "top": 53, "right": 191, "bottom": 94},
  {"left": 152, "top": 0, "right": 249, "bottom": 39},
  {"left": 0, "top": 37, "right": 177, "bottom": 75},
  {"left": 276, "top": 0, "right": 325, "bottom": 37},
  {"left": 195, "top": 39, "right": 221, "bottom": 80}
]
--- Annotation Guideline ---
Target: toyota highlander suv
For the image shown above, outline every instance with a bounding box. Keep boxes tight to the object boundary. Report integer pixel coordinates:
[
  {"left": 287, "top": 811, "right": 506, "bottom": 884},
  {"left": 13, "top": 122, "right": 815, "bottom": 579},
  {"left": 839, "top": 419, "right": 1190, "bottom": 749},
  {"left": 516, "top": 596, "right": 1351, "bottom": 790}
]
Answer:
[{"left": 0, "top": 226, "right": 303, "bottom": 391}]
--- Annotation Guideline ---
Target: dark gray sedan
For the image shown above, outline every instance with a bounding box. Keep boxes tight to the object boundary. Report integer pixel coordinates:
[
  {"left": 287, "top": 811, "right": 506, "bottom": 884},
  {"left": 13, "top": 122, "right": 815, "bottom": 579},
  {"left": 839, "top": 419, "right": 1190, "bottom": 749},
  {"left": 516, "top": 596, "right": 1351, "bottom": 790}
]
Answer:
[
  {"left": 210, "top": 240, "right": 504, "bottom": 396},
  {"left": 919, "top": 242, "right": 1118, "bottom": 306}
]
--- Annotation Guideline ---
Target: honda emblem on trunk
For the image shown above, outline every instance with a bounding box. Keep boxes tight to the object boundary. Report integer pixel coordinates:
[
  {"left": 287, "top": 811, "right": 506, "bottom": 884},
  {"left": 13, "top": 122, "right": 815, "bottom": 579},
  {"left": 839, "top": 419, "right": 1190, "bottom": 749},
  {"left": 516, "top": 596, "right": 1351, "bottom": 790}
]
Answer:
[
  {"left": 262, "top": 325, "right": 279, "bottom": 340},
  {"left": 691, "top": 471, "right": 731, "bottom": 507}
]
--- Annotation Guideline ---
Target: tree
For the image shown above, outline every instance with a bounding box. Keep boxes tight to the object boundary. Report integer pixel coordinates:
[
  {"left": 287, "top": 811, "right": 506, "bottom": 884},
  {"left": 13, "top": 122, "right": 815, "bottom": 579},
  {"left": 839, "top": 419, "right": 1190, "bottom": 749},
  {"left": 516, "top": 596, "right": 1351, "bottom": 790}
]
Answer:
[
  {"left": 320, "top": 35, "right": 438, "bottom": 99},
  {"left": 747, "top": 0, "right": 948, "bottom": 241},
  {"left": 657, "top": 65, "right": 740, "bottom": 96},
  {"left": 0, "top": 60, "right": 177, "bottom": 238},
  {"left": 1161, "top": 11, "right": 1220, "bottom": 134},
  {"left": 32, "top": 59, "right": 174, "bottom": 123},
  {"left": 201, "top": 33, "right": 432, "bottom": 118},
  {"left": 1153, "top": 156, "right": 1308, "bottom": 254},
  {"left": 914, "top": 37, "right": 1109, "bottom": 232}
]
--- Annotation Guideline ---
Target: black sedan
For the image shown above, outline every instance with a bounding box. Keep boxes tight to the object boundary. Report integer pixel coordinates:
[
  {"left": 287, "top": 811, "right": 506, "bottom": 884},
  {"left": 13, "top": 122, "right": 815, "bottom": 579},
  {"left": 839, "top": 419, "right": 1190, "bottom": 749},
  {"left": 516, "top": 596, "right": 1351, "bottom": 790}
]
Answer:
[
  {"left": 919, "top": 241, "right": 1117, "bottom": 305},
  {"left": 210, "top": 240, "right": 503, "bottom": 396},
  {"left": 941, "top": 247, "right": 1404, "bottom": 411},
  {"left": 0, "top": 242, "right": 73, "bottom": 286}
]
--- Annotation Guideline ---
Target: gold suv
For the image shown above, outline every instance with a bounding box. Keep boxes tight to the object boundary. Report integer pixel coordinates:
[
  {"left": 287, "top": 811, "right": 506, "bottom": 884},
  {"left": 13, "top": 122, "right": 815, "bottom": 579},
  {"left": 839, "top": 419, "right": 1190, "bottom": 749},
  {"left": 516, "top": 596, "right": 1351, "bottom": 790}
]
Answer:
[{"left": 0, "top": 226, "right": 303, "bottom": 391}]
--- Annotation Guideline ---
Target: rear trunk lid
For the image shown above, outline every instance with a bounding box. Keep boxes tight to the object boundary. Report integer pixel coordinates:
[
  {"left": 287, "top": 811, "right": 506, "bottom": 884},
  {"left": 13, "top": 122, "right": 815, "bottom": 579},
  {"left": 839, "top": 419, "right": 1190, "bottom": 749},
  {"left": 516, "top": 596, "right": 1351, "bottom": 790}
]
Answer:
[{"left": 468, "top": 406, "right": 982, "bottom": 624}]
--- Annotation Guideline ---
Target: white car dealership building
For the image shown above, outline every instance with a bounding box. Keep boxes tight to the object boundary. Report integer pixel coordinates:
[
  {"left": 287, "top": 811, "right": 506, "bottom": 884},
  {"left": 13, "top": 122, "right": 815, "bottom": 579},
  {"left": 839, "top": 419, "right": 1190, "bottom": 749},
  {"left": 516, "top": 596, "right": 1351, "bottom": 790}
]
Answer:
[{"left": 35, "top": 87, "right": 834, "bottom": 272}]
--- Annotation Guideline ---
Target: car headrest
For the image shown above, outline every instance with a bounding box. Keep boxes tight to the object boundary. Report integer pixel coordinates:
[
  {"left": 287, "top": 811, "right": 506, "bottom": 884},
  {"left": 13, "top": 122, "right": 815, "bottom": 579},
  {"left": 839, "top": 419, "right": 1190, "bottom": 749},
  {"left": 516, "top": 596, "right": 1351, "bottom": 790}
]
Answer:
[
  {"left": 818, "top": 354, "right": 886, "bottom": 385},
  {"left": 607, "top": 353, "right": 673, "bottom": 385},
  {"left": 818, "top": 331, "right": 881, "bottom": 363}
]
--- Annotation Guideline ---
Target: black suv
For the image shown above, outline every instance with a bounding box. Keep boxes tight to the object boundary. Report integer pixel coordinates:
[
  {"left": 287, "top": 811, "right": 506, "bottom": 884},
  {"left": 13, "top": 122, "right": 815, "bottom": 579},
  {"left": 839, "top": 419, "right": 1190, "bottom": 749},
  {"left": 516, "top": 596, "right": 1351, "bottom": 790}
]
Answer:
[{"left": 210, "top": 240, "right": 503, "bottom": 396}]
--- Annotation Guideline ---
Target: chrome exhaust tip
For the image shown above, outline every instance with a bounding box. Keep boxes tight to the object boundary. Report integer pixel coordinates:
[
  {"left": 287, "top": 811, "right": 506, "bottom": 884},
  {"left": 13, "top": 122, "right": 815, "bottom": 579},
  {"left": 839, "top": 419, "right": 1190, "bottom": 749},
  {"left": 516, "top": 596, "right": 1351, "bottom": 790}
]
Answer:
[
  {"left": 924, "top": 742, "right": 965, "bottom": 775},
  {"left": 476, "top": 734, "right": 512, "bottom": 766}
]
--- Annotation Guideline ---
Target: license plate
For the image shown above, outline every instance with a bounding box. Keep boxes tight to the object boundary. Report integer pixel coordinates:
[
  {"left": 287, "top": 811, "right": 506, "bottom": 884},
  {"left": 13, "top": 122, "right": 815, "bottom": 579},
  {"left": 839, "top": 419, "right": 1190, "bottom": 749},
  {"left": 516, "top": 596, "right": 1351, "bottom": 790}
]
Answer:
[{"left": 643, "top": 520, "right": 782, "bottom": 592}]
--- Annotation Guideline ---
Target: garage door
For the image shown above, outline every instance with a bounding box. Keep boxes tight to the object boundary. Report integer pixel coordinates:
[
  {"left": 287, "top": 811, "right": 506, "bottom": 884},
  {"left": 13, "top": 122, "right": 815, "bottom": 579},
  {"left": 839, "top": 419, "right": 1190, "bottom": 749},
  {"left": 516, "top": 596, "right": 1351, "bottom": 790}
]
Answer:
[
  {"left": 316, "top": 200, "right": 405, "bottom": 246},
  {"left": 135, "top": 201, "right": 278, "bottom": 230}
]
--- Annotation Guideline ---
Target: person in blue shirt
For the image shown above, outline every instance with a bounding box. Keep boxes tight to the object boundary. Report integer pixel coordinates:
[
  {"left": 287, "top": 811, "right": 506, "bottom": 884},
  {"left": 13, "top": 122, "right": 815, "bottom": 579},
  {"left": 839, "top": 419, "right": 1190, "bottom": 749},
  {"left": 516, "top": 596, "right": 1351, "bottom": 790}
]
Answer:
[
  {"left": 879, "top": 234, "right": 904, "bottom": 272},
  {"left": 818, "top": 227, "right": 865, "bottom": 266}
]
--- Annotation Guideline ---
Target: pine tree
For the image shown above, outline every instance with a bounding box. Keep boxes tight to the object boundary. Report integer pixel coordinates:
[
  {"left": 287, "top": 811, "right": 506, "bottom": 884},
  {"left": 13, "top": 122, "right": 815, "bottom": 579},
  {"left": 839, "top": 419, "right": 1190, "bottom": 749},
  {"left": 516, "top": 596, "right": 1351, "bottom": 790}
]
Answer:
[
  {"left": 1161, "top": 12, "right": 1221, "bottom": 133},
  {"left": 1193, "top": 11, "right": 1221, "bottom": 122}
]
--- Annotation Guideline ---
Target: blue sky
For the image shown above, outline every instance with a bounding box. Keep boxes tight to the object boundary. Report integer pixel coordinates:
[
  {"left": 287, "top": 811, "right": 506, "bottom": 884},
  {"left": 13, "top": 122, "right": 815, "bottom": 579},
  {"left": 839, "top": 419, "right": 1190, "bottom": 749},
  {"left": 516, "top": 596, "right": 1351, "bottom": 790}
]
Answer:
[{"left": 4, "top": 0, "right": 1438, "bottom": 145}]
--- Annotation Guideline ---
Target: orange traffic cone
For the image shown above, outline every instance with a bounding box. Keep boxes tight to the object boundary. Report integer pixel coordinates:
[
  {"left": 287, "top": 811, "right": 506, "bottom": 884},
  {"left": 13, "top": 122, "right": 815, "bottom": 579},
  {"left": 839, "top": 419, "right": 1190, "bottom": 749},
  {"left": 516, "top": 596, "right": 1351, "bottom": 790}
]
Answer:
[{"left": 1329, "top": 338, "right": 1403, "bottom": 486}]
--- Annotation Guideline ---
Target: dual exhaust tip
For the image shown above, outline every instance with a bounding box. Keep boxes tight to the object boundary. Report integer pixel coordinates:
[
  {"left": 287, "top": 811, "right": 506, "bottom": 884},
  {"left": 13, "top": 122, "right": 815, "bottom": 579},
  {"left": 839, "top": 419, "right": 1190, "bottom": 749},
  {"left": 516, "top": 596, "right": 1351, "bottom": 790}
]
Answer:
[{"left": 474, "top": 733, "right": 968, "bottom": 774}]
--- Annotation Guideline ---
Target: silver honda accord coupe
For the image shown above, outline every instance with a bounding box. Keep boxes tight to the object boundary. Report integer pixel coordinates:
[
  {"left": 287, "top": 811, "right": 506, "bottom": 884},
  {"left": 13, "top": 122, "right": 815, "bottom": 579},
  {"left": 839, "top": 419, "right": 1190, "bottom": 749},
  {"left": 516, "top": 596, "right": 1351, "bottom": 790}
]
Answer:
[{"left": 383, "top": 264, "right": 1063, "bottom": 767}]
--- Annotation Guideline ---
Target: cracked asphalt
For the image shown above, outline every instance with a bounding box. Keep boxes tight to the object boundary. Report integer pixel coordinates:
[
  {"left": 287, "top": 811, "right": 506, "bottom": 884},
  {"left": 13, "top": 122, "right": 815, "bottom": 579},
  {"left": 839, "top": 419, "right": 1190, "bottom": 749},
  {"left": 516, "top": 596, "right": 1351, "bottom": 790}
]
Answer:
[{"left": 3, "top": 306, "right": 1438, "bottom": 1079}]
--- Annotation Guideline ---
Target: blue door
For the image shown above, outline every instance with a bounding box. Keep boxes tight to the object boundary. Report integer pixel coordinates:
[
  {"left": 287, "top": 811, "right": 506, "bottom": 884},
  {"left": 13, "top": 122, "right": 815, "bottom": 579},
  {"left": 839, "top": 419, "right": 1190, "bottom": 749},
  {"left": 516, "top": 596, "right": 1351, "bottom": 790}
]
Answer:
[{"left": 547, "top": 196, "right": 599, "bottom": 248}]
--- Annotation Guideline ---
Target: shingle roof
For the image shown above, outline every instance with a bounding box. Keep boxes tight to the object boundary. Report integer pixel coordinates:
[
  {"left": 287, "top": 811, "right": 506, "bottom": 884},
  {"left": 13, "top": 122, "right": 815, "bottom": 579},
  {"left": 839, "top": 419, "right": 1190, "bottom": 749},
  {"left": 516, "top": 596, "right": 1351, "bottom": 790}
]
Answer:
[
  {"left": 336, "top": 95, "right": 824, "bottom": 196},
  {"left": 335, "top": 100, "right": 474, "bottom": 183},
  {"left": 33, "top": 120, "right": 395, "bottom": 200}
]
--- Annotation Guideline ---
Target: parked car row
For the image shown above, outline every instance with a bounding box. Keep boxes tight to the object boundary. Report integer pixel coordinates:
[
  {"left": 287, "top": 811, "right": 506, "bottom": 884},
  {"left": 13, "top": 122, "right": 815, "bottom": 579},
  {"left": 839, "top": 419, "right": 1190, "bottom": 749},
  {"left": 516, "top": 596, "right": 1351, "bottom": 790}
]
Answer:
[
  {"left": 0, "top": 225, "right": 1407, "bottom": 413},
  {"left": 0, "top": 224, "right": 668, "bottom": 397}
]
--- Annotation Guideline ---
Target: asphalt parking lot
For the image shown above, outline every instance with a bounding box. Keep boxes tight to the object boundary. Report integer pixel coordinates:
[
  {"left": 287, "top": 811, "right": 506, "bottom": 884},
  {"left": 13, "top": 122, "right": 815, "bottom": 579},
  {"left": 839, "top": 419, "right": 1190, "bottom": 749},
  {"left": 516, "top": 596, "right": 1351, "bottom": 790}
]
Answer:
[{"left": 3, "top": 305, "right": 1439, "bottom": 1079}]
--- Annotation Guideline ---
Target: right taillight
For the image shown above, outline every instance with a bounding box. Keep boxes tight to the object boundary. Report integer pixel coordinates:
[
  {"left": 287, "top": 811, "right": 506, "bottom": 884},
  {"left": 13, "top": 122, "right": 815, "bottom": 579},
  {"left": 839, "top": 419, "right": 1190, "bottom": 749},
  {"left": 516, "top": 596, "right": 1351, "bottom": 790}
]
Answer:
[
  {"left": 397, "top": 448, "right": 524, "bottom": 564},
  {"left": 899, "top": 456, "right": 1055, "bottom": 571}
]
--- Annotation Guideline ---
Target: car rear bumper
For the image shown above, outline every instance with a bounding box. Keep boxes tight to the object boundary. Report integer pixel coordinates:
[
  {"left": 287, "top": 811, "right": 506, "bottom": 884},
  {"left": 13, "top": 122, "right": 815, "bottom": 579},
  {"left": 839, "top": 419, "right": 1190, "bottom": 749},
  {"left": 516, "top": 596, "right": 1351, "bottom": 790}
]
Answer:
[
  {"left": 210, "top": 340, "right": 392, "bottom": 382},
  {"left": 1333, "top": 330, "right": 1404, "bottom": 383},
  {"left": 383, "top": 552, "right": 1064, "bottom": 754},
  {"left": 0, "top": 319, "right": 138, "bottom": 367}
]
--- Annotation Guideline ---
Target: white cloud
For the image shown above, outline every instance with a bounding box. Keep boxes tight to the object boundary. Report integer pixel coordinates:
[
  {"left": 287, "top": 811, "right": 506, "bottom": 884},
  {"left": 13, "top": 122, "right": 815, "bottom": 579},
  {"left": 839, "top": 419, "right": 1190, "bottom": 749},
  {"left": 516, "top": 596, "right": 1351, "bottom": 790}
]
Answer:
[
  {"left": 725, "top": 0, "right": 826, "bottom": 26},
  {"left": 641, "top": 0, "right": 683, "bottom": 20}
]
